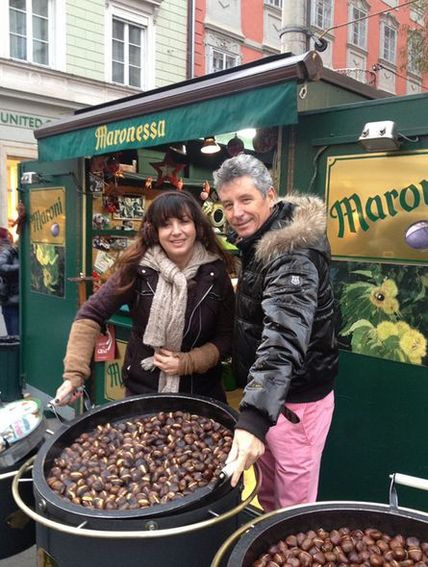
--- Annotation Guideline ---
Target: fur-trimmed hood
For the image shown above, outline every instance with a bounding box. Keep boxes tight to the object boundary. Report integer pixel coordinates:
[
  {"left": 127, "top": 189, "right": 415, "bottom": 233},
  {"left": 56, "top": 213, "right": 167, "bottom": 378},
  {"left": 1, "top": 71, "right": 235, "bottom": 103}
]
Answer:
[{"left": 255, "top": 194, "right": 327, "bottom": 264}]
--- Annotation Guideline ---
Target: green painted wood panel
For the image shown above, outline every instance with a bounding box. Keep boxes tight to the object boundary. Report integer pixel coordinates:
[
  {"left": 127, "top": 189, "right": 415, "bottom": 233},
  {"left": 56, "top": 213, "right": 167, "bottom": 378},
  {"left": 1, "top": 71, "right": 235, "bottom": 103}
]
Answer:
[
  {"left": 289, "top": 94, "right": 428, "bottom": 511},
  {"left": 319, "top": 351, "right": 428, "bottom": 511},
  {"left": 20, "top": 159, "right": 83, "bottom": 398},
  {"left": 297, "top": 80, "right": 384, "bottom": 113}
]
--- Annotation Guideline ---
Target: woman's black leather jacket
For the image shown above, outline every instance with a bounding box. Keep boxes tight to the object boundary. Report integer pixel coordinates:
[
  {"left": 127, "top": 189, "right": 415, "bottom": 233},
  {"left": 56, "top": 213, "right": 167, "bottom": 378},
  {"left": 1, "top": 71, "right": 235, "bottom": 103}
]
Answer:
[{"left": 77, "top": 259, "right": 234, "bottom": 401}]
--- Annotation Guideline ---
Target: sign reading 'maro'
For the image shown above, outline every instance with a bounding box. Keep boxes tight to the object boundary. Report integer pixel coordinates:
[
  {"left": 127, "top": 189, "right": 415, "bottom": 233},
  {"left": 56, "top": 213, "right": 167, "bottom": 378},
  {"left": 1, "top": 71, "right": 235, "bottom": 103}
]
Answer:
[
  {"left": 326, "top": 153, "right": 428, "bottom": 262},
  {"left": 30, "top": 187, "right": 66, "bottom": 245}
]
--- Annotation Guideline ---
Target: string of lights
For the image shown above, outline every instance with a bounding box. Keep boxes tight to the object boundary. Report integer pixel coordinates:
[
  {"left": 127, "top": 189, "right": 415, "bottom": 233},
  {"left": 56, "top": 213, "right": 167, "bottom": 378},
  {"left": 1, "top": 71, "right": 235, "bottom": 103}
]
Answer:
[
  {"left": 317, "top": 0, "right": 423, "bottom": 41},
  {"left": 333, "top": 67, "right": 377, "bottom": 85},
  {"left": 373, "top": 61, "right": 428, "bottom": 92},
  {"left": 312, "top": 0, "right": 426, "bottom": 92}
]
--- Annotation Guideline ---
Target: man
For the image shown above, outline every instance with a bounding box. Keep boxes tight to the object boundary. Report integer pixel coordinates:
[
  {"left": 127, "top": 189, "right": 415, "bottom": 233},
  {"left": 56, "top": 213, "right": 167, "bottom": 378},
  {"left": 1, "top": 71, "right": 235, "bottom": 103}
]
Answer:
[{"left": 213, "top": 154, "right": 338, "bottom": 511}]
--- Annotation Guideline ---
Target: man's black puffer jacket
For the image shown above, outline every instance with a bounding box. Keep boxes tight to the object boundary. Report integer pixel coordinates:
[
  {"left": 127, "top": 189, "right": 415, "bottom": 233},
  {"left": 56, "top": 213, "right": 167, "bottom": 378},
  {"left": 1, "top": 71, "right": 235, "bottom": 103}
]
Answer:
[{"left": 233, "top": 196, "right": 339, "bottom": 442}]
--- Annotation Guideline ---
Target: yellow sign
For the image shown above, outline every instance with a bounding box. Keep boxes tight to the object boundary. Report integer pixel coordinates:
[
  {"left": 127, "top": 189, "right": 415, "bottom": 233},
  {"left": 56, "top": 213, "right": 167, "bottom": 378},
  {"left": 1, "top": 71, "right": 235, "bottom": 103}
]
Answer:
[
  {"left": 95, "top": 119, "right": 166, "bottom": 152},
  {"left": 326, "top": 153, "right": 428, "bottom": 262},
  {"left": 30, "top": 187, "right": 66, "bottom": 245},
  {"left": 104, "top": 340, "right": 126, "bottom": 401}
]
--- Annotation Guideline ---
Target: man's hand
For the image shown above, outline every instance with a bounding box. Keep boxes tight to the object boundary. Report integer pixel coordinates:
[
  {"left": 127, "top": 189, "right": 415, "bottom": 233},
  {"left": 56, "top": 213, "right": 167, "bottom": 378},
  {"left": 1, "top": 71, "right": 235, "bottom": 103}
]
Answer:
[
  {"left": 153, "top": 348, "right": 181, "bottom": 375},
  {"left": 54, "top": 381, "right": 82, "bottom": 406},
  {"left": 226, "top": 428, "right": 265, "bottom": 487}
]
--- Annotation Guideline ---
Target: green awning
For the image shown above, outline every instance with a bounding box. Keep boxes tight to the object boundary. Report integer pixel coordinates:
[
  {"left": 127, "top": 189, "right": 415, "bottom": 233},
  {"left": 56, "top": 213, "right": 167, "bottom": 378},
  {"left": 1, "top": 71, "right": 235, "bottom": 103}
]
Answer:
[{"left": 38, "top": 82, "right": 297, "bottom": 161}]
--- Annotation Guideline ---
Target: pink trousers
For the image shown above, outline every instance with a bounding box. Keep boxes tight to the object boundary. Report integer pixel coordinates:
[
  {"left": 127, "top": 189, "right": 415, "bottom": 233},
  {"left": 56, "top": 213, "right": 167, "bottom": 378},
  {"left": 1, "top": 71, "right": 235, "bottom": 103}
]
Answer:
[{"left": 257, "top": 390, "right": 335, "bottom": 512}]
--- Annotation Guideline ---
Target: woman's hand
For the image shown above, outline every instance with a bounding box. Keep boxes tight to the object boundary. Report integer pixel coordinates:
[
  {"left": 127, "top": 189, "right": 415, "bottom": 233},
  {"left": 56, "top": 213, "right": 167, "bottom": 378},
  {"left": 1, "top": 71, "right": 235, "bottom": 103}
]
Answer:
[
  {"left": 153, "top": 348, "right": 181, "bottom": 375},
  {"left": 54, "top": 381, "right": 82, "bottom": 406}
]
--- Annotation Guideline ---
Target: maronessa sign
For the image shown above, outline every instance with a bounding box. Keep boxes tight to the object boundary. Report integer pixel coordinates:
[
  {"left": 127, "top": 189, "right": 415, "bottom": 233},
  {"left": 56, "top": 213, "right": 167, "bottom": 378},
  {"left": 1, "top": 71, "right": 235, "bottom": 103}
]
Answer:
[
  {"left": 326, "top": 152, "right": 428, "bottom": 263},
  {"left": 36, "top": 82, "right": 298, "bottom": 161},
  {"left": 95, "top": 120, "right": 166, "bottom": 151}
]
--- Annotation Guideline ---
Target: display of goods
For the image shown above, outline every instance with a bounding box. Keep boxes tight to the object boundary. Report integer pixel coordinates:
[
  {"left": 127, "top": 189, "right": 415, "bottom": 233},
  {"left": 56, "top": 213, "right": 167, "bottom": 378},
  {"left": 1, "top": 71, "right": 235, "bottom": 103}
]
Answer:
[
  {"left": 0, "top": 399, "right": 42, "bottom": 453},
  {"left": 46, "top": 410, "right": 232, "bottom": 511},
  {"left": 251, "top": 527, "right": 428, "bottom": 567}
]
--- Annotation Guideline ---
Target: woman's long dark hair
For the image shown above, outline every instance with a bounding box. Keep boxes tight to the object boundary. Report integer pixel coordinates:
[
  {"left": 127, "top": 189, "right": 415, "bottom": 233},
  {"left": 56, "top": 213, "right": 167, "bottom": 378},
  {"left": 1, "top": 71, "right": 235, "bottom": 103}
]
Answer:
[{"left": 115, "top": 191, "right": 234, "bottom": 289}]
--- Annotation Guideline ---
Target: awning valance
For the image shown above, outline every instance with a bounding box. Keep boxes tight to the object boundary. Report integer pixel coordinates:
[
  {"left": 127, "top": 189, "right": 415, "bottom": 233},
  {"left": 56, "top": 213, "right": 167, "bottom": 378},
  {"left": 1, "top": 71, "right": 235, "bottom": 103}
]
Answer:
[{"left": 38, "top": 81, "right": 297, "bottom": 161}]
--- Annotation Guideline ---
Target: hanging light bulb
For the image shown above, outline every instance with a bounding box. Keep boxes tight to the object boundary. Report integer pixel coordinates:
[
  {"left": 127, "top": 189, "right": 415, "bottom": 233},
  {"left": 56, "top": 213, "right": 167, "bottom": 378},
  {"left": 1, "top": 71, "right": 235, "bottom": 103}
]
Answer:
[
  {"left": 227, "top": 134, "right": 244, "bottom": 157},
  {"left": 201, "top": 136, "right": 221, "bottom": 154}
]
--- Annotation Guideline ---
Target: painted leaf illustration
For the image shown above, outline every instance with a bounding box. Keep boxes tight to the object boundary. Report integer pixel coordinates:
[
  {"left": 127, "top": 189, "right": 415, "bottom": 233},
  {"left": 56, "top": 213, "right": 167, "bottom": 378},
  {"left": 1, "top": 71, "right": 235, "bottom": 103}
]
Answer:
[
  {"left": 340, "top": 281, "right": 395, "bottom": 334},
  {"left": 333, "top": 261, "right": 427, "bottom": 366},
  {"left": 342, "top": 319, "right": 374, "bottom": 336}
]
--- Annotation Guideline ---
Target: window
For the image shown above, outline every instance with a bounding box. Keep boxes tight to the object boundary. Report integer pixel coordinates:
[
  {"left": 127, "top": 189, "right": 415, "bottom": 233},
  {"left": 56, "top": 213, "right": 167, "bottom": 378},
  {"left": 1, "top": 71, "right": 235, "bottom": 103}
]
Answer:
[
  {"left": 9, "top": 0, "right": 50, "bottom": 65},
  {"left": 311, "top": 0, "right": 333, "bottom": 30},
  {"left": 381, "top": 23, "right": 397, "bottom": 63},
  {"left": 112, "top": 17, "right": 144, "bottom": 87},
  {"left": 209, "top": 49, "right": 239, "bottom": 73},
  {"left": 410, "top": 4, "right": 424, "bottom": 25},
  {"left": 264, "top": 0, "right": 282, "bottom": 8},
  {"left": 408, "top": 31, "right": 422, "bottom": 75},
  {"left": 349, "top": 5, "right": 367, "bottom": 49},
  {"left": 106, "top": 4, "right": 153, "bottom": 89},
  {"left": 205, "top": 32, "right": 240, "bottom": 74}
]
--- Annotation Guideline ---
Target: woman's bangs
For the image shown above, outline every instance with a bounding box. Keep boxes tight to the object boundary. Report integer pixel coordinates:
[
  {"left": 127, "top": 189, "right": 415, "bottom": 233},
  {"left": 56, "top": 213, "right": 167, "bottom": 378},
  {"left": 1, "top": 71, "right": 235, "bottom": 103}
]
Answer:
[{"left": 151, "top": 195, "right": 193, "bottom": 227}]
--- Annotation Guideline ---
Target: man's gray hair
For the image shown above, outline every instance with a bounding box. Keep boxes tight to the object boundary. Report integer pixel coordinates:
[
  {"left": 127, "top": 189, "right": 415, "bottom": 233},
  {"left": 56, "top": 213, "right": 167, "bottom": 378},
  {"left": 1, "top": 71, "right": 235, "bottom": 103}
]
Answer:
[{"left": 213, "top": 154, "right": 273, "bottom": 197}]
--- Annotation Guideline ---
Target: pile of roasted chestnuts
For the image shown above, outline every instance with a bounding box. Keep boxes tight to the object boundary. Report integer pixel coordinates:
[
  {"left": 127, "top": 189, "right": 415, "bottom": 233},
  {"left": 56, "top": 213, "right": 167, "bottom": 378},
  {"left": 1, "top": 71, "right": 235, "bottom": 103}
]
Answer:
[
  {"left": 46, "top": 410, "right": 232, "bottom": 511},
  {"left": 251, "top": 527, "right": 428, "bottom": 567}
]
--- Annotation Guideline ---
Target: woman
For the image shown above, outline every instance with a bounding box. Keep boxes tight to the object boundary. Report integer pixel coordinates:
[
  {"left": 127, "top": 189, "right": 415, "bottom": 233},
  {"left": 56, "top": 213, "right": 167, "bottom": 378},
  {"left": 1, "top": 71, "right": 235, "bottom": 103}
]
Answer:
[
  {"left": 54, "top": 191, "right": 235, "bottom": 405},
  {"left": 0, "top": 227, "right": 19, "bottom": 336}
]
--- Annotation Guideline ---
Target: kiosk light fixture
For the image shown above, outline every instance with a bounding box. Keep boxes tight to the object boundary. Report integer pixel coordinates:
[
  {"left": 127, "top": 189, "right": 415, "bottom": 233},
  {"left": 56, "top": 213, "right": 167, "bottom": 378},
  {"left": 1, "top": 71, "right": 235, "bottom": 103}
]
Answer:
[
  {"left": 20, "top": 172, "right": 42, "bottom": 184},
  {"left": 359, "top": 121, "right": 420, "bottom": 152},
  {"left": 201, "top": 136, "right": 221, "bottom": 154},
  {"left": 20, "top": 171, "right": 80, "bottom": 187},
  {"left": 358, "top": 121, "right": 400, "bottom": 152}
]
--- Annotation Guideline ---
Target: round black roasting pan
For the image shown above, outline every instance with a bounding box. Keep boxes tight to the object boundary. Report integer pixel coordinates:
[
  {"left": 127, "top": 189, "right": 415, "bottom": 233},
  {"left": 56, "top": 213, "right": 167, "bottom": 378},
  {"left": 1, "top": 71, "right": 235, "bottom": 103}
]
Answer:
[
  {"left": 225, "top": 501, "right": 428, "bottom": 567},
  {"left": 33, "top": 393, "right": 239, "bottom": 526}
]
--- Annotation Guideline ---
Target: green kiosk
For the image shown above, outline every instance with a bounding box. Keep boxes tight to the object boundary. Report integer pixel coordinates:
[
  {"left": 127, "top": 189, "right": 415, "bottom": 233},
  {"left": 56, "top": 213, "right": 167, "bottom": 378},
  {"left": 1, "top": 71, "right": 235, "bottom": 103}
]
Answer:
[{"left": 19, "top": 50, "right": 428, "bottom": 508}]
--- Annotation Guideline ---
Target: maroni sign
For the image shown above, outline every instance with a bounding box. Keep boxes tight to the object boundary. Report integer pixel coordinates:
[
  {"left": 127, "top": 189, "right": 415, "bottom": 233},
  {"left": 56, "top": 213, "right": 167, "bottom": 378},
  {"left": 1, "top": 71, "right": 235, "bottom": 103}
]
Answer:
[{"left": 326, "top": 152, "right": 428, "bottom": 263}]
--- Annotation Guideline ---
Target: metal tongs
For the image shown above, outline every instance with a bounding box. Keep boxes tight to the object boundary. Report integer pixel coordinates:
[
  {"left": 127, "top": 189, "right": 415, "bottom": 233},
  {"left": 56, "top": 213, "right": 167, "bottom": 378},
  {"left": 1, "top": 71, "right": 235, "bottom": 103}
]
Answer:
[
  {"left": 46, "top": 386, "right": 92, "bottom": 422},
  {"left": 213, "top": 459, "right": 239, "bottom": 489}
]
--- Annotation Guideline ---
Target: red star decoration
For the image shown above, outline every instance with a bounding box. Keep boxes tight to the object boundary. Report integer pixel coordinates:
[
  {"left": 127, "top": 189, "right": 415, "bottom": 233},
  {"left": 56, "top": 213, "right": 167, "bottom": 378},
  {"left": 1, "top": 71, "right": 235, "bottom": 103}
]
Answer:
[{"left": 150, "top": 154, "right": 185, "bottom": 189}]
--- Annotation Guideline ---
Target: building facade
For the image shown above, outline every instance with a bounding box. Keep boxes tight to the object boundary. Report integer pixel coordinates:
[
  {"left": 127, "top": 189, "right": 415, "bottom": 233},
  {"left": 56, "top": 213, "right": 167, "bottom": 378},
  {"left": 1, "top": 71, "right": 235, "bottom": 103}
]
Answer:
[
  {"left": 194, "top": 0, "right": 428, "bottom": 94},
  {"left": 312, "top": 0, "right": 427, "bottom": 95},
  {"left": 0, "top": 0, "right": 188, "bottom": 233},
  {"left": 2, "top": 0, "right": 427, "bottom": 233},
  {"left": 194, "top": 0, "right": 283, "bottom": 76}
]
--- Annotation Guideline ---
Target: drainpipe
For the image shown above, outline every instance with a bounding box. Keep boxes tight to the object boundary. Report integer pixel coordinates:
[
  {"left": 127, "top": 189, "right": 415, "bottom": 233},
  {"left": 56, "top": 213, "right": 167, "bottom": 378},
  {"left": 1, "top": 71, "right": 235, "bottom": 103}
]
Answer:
[
  {"left": 279, "top": 0, "right": 311, "bottom": 55},
  {"left": 279, "top": 0, "right": 311, "bottom": 194},
  {"left": 187, "top": 0, "right": 195, "bottom": 79}
]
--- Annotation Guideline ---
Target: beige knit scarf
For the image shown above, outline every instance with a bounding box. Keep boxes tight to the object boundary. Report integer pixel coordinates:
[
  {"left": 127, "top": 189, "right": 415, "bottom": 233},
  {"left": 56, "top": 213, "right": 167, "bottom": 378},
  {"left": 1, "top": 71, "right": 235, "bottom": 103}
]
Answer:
[{"left": 140, "top": 242, "right": 218, "bottom": 393}]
